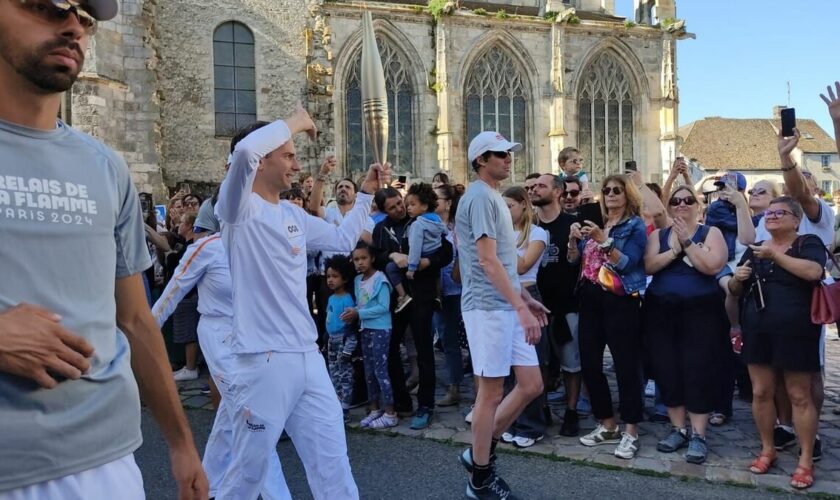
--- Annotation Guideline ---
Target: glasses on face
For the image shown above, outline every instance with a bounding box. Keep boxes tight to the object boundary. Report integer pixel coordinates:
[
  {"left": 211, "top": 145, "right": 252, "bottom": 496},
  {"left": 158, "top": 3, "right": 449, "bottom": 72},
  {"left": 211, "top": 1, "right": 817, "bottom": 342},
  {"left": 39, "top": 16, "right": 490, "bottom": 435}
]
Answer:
[
  {"left": 748, "top": 188, "right": 767, "bottom": 196},
  {"left": 16, "top": 0, "right": 98, "bottom": 34},
  {"left": 489, "top": 151, "right": 511, "bottom": 159},
  {"left": 668, "top": 196, "right": 697, "bottom": 207},
  {"left": 563, "top": 190, "right": 581, "bottom": 199},
  {"left": 601, "top": 186, "right": 624, "bottom": 196},
  {"left": 764, "top": 208, "right": 794, "bottom": 219},
  {"left": 569, "top": 158, "right": 584, "bottom": 164},
  {"left": 184, "top": 201, "right": 200, "bottom": 208}
]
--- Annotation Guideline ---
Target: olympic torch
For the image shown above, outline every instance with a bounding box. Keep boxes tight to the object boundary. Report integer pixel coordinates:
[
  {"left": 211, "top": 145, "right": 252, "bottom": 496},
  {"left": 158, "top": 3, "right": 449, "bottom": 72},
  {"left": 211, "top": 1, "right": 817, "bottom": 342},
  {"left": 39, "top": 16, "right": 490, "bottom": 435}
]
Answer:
[{"left": 361, "top": 11, "right": 389, "bottom": 172}]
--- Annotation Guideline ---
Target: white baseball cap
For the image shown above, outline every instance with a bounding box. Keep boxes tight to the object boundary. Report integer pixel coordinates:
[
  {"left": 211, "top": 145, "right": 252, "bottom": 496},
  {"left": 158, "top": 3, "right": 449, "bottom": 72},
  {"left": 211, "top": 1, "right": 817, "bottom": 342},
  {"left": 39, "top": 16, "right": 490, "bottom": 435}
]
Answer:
[
  {"left": 467, "top": 131, "right": 522, "bottom": 163},
  {"left": 59, "top": 0, "right": 118, "bottom": 21}
]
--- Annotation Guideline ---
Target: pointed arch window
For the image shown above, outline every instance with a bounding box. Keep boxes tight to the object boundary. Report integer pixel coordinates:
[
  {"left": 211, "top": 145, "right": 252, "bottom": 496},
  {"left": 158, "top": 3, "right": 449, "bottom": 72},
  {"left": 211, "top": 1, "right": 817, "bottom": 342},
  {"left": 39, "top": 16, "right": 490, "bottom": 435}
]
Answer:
[
  {"left": 213, "top": 22, "right": 256, "bottom": 136},
  {"left": 465, "top": 46, "right": 529, "bottom": 183},
  {"left": 345, "top": 36, "right": 415, "bottom": 175},
  {"left": 578, "top": 52, "right": 635, "bottom": 185}
]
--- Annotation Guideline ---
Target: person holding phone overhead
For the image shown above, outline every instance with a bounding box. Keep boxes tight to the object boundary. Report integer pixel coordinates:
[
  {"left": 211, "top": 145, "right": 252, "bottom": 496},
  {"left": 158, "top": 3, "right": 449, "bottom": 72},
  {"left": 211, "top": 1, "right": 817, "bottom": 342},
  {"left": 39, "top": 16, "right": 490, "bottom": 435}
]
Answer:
[
  {"left": 643, "top": 185, "right": 728, "bottom": 465},
  {"left": 567, "top": 175, "right": 648, "bottom": 459},
  {"left": 728, "top": 196, "right": 825, "bottom": 490}
]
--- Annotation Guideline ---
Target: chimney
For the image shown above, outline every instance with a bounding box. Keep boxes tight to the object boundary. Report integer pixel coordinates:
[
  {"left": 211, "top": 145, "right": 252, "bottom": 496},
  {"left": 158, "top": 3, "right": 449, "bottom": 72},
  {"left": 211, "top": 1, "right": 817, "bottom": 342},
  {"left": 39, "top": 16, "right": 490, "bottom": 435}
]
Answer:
[{"left": 772, "top": 105, "right": 786, "bottom": 120}]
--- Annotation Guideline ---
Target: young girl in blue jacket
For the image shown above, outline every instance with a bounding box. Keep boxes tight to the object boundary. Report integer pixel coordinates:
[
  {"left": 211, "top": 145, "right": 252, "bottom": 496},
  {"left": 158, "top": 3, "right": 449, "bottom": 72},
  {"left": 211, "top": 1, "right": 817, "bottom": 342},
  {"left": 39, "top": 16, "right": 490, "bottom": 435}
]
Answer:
[{"left": 346, "top": 241, "right": 397, "bottom": 429}]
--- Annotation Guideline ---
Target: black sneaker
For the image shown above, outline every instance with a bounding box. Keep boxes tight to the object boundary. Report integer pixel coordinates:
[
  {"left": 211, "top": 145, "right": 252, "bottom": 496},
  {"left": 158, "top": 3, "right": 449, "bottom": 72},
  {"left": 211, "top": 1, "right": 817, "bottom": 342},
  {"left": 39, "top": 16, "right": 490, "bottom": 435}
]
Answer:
[
  {"left": 466, "top": 474, "right": 517, "bottom": 500},
  {"left": 459, "top": 448, "right": 497, "bottom": 474},
  {"left": 773, "top": 426, "right": 796, "bottom": 450},
  {"left": 558, "top": 409, "right": 579, "bottom": 437}
]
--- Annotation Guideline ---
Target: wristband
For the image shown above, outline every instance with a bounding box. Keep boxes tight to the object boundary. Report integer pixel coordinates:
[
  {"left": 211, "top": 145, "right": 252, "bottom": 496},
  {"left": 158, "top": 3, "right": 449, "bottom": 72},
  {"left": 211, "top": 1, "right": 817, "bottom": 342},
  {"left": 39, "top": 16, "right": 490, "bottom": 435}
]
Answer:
[{"left": 780, "top": 162, "right": 798, "bottom": 172}]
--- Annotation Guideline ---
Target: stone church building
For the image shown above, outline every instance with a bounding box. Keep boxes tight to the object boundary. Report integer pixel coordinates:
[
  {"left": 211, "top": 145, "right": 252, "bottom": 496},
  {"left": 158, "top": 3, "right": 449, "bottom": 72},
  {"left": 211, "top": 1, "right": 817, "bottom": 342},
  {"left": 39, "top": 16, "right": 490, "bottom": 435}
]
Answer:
[{"left": 66, "top": 0, "right": 689, "bottom": 198}]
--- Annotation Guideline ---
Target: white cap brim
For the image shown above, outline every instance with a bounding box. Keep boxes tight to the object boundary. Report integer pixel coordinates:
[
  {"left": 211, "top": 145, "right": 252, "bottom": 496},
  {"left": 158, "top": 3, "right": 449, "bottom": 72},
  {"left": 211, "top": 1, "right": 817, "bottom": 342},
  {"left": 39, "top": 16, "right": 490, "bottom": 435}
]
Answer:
[{"left": 469, "top": 141, "right": 522, "bottom": 162}]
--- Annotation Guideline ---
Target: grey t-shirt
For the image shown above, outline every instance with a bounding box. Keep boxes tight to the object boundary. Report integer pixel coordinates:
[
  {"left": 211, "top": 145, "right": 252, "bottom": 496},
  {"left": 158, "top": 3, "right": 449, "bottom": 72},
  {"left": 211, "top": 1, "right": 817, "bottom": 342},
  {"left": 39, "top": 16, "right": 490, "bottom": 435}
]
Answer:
[
  {"left": 0, "top": 119, "right": 151, "bottom": 490},
  {"left": 455, "top": 179, "right": 520, "bottom": 311}
]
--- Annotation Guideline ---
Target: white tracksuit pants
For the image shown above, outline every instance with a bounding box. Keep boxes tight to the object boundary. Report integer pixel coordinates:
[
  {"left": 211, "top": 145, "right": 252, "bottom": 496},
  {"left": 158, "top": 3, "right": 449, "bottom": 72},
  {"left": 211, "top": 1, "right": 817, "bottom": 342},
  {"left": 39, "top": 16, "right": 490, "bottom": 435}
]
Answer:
[
  {"left": 197, "top": 316, "right": 289, "bottom": 500},
  {"left": 218, "top": 349, "right": 359, "bottom": 500}
]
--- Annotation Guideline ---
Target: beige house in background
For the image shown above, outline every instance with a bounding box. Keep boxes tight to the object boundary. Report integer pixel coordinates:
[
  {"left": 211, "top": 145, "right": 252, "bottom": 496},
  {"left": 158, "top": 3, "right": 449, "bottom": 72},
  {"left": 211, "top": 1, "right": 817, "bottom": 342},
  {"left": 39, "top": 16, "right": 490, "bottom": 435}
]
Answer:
[{"left": 680, "top": 109, "right": 840, "bottom": 195}]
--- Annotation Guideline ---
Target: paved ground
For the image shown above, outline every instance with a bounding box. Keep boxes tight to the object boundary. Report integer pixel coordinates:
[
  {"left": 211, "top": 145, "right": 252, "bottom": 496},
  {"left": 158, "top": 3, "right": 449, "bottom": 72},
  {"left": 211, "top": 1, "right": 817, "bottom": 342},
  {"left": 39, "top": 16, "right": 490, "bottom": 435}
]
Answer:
[
  {"left": 137, "top": 408, "right": 801, "bottom": 499},
  {"left": 175, "top": 330, "right": 840, "bottom": 496}
]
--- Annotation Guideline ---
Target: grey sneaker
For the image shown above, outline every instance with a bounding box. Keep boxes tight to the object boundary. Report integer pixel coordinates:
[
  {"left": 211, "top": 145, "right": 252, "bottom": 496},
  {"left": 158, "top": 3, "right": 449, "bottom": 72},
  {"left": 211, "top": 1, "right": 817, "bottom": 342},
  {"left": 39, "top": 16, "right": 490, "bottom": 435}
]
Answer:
[
  {"left": 657, "top": 428, "right": 689, "bottom": 453},
  {"left": 579, "top": 424, "right": 622, "bottom": 447},
  {"left": 614, "top": 432, "right": 639, "bottom": 459},
  {"left": 685, "top": 435, "right": 708, "bottom": 464}
]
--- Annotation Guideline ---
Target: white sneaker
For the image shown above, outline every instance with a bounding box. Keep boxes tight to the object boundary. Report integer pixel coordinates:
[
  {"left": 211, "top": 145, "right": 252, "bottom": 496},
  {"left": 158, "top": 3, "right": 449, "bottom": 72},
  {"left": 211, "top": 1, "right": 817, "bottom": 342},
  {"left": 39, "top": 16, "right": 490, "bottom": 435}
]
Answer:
[
  {"left": 614, "top": 432, "right": 640, "bottom": 459},
  {"left": 173, "top": 367, "right": 198, "bottom": 382},
  {"left": 644, "top": 380, "right": 656, "bottom": 398},
  {"left": 465, "top": 405, "right": 474, "bottom": 424},
  {"left": 579, "top": 424, "right": 621, "bottom": 447},
  {"left": 360, "top": 410, "right": 384, "bottom": 428},
  {"left": 512, "top": 435, "right": 544, "bottom": 449},
  {"left": 500, "top": 432, "right": 515, "bottom": 444}
]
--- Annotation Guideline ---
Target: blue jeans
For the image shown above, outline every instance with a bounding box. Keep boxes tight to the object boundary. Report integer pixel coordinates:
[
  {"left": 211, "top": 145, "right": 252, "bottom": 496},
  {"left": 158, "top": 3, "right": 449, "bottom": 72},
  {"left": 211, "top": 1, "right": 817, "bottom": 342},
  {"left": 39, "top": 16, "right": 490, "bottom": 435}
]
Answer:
[
  {"left": 440, "top": 295, "right": 464, "bottom": 386},
  {"left": 361, "top": 328, "right": 393, "bottom": 407},
  {"left": 328, "top": 334, "right": 357, "bottom": 409}
]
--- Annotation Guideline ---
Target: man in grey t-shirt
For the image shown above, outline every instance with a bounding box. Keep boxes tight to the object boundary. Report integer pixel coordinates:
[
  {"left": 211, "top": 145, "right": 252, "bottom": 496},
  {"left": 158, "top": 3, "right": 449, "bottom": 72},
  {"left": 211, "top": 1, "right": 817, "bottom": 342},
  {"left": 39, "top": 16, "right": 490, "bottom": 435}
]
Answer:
[
  {"left": 455, "top": 131, "right": 548, "bottom": 500},
  {"left": 0, "top": 2, "right": 206, "bottom": 498}
]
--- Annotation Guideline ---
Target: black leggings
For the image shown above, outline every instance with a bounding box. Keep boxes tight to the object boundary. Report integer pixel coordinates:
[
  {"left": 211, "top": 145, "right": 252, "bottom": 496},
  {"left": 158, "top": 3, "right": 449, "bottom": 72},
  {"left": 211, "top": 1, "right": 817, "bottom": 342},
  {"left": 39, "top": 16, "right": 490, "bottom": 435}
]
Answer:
[
  {"left": 578, "top": 282, "right": 644, "bottom": 424},
  {"left": 644, "top": 293, "right": 728, "bottom": 414}
]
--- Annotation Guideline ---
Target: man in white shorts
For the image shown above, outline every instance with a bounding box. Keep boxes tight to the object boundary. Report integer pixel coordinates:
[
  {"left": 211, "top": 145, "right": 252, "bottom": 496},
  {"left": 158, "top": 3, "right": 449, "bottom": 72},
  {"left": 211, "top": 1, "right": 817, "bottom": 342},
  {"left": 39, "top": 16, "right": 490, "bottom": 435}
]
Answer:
[
  {"left": 0, "top": 1, "right": 207, "bottom": 498},
  {"left": 763, "top": 124, "right": 836, "bottom": 460},
  {"left": 215, "top": 107, "right": 388, "bottom": 499},
  {"left": 456, "top": 131, "right": 548, "bottom": 500}
]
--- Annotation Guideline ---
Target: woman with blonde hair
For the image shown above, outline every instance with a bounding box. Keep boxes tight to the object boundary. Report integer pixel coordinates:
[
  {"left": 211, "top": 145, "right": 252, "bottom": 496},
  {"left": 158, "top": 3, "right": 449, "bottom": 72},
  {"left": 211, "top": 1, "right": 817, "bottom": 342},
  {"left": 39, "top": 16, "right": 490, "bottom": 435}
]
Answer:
[
  {"left": 500, "top": 185, "right": 549, "bottom": 448},
  {"left": 567, "top": 174, "right": 648, "bottom": 459},
  {"left": 644, "top": 184, "right": 729, "bottom": 464}
]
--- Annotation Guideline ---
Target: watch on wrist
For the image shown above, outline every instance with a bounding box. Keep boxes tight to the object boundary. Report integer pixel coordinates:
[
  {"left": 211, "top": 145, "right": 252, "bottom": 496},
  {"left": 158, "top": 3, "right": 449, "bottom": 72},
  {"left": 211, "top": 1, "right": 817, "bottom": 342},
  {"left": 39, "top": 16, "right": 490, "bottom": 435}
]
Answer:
[{"left": 681, "top": 238, "right": 694, "bottom": 248}]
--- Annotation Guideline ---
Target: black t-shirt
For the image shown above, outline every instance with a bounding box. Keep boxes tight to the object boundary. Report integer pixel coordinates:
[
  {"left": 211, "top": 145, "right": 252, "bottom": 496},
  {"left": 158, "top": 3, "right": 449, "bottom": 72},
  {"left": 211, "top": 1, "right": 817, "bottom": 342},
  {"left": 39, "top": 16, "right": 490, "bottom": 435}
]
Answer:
[
  {"left": 537, "top": 212, "right": 580, "bottom": 314},
  {"left": 739, "top": 234, "right": 826, "bottom": 336}
]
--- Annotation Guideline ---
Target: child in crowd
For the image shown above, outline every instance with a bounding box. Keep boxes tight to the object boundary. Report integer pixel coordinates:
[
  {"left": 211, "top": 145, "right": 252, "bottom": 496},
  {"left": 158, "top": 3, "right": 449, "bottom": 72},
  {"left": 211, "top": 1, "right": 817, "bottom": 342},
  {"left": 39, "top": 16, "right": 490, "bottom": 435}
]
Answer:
[
  {"left": 349, "top": 242, "right": 397, "bottom": 429},
  {"left": 324, "top": 254, "right": 359, "bottom": 423},
  {"left": 384, "top": 182, "right": 446, "bottom": 312},
  {"left": 558, "top": 146, "right": 590, "bottom": 187}
]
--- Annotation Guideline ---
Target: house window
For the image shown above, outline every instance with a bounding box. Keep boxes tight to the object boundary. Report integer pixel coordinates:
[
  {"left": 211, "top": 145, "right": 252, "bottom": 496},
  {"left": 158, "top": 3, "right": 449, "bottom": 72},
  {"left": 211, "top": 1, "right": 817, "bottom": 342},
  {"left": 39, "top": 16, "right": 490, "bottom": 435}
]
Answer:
[
  {"left": 345, "top": 36, "right": 415, "bottom": 175},
  {"left": 213, "top": 22, "right": 256, "bottom": 136},
  {"left": 465, "top": 46, "right": 529, "bottom": 183},
  {"left": 823, "top": 155, "right": 831, "bottom": 168},
  {"left": 821, "top": 180, "right": 833, "bottom": 194},
  {"left": 578, "top": 52, "right": 635, "bottom": 186}
]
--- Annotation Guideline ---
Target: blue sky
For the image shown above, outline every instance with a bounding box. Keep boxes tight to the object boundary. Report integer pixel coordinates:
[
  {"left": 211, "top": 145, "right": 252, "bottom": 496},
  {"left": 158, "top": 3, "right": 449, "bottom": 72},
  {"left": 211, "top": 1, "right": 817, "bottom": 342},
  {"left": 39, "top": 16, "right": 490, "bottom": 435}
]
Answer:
[{"left": 615, "top": 1, "right": 840, "bottom": 134}]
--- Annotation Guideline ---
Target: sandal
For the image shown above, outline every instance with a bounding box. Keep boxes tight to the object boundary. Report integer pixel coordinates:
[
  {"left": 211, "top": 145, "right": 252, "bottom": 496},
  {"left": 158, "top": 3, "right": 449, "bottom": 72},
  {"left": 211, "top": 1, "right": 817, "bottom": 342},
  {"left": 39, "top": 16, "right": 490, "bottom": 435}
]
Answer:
[
  {"left": 748, "top": 451, "right": 776, "bottom": 474},
  {"left": 790, "top": 465, "right": 814, "bottom": 490}
]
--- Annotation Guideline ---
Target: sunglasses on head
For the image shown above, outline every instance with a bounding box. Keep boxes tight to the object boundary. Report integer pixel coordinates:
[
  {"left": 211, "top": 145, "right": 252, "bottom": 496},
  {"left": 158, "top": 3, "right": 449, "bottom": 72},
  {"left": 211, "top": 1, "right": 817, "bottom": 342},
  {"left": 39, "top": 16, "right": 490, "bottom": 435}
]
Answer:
[
  {"left": 15, "top": 0, "right": 98, "bottom": 34},
  {"left": 668, "top": 196, "right": 697, "bottom": 207},
  {"left": 563, "top": 190, "right": 580, "bottom": 198},
  {"left": 601, "top": 186, "right": 624, "bottom": 196},
  {"left": 488, "top": 151, "right": 511, "bottom": 159},
  {"left": 748, "top": 188, "right": 767, "bottom": 196}
]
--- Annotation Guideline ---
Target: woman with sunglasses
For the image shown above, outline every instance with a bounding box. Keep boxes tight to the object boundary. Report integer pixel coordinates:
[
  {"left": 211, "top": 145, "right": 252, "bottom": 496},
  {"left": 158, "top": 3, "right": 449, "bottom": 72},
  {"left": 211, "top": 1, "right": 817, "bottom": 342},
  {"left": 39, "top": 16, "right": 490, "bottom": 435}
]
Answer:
[
  {"left": 643, "top": 185, "right": 728, "bottom": 464},
  {"left": 728, "top": 197, "right": 825, "bottom": 489},
  {"left": 567, "top": 175, "right": 647, "bottom": 459},
  {"left": 748, "top": 181, "right": 780, "bottom": 225}
]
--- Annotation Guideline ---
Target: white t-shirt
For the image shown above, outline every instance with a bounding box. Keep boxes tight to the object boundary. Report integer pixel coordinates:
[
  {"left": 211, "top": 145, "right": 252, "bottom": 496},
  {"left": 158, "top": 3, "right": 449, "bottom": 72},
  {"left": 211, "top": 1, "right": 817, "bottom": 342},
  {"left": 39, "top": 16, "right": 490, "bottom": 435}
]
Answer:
[
  {"left": 216, "top": 119, "right": 373, "bottom": 353},
  {"left": 515, "top": 225, "right": 549, "bottom": 284},
  {"left": 755, "top": 197, "right": 835, "bottom": 248}
]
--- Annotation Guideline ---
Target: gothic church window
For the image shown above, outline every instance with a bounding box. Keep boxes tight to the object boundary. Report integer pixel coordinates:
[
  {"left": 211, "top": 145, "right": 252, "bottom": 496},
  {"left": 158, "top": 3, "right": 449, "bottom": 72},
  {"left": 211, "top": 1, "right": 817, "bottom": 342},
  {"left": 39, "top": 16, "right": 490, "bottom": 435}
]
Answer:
[
  {"left": 213, "top": 22, "right": 256, "bottom": 136},
  {"left": 345, "top": 36, "right": 415, "bottom": 175},
  {"left": 465, "top": 46, "right": 529, "bottom": 183},
  {"left": 578, "top": 52, "right": 635, "bottom": 185}
]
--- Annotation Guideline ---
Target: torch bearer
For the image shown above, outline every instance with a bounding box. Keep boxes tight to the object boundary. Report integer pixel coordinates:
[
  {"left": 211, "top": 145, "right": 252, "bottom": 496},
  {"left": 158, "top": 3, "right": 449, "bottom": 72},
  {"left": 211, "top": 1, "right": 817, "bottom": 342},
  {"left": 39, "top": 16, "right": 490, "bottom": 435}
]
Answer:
[{"left": 361, "top": 11, "right": 389, "bottom": 171}]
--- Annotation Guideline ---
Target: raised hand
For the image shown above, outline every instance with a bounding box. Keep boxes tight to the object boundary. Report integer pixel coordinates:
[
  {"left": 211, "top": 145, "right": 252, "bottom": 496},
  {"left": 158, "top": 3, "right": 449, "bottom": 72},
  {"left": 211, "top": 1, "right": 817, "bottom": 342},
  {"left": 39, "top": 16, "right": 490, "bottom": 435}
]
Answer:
[
  {"left": 361, "top": 162, "right": 392, "bottom": 194},
  {"left": 319, "top": 154, "right": 337, "bottom": 177},
  {"left": 286, "top": 103, "right": 317, "bottom": 140},
  {"left": 820, "top": 81, "right": 840, "bottom": 122},
  {"left": 778, "top": 128, "right": 800, "bottom": 158}
]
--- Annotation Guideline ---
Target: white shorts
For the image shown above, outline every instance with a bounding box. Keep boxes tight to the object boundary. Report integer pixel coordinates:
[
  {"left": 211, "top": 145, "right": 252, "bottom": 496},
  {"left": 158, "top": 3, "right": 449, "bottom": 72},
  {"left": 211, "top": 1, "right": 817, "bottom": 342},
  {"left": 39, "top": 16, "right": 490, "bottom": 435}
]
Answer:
[
  {"left": 463, "top": 309, "right": 538, "bottom": 377},
  {"left": 0, "top": 454, "right": 143, "bottom": 500}
]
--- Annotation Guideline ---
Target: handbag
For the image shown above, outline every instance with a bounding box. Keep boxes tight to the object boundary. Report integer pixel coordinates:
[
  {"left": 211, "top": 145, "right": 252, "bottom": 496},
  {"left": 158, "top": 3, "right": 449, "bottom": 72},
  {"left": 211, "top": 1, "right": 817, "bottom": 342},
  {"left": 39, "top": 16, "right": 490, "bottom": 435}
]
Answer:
[
  {"left": 796, "top": 235, "right": 840, "bottom": 324},
  {"left": 597, "top": 264, "right": 625, "bottom": 296}
]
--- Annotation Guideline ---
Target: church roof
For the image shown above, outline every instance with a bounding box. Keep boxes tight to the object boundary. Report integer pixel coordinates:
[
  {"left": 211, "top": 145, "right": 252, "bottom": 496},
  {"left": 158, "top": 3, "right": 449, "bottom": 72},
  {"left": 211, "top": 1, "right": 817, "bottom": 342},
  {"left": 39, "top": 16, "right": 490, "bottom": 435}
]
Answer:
[{"left": 679, "top": 117, "right": 837, "bottom": 171}]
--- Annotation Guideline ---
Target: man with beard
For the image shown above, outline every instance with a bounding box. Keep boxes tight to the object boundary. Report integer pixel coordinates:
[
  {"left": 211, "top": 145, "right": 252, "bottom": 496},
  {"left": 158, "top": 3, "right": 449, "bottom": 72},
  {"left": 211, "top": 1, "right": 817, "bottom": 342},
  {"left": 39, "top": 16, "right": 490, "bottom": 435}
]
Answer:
[
  {"left": 0, "top": 1, "right": 207, "bottom": 498},
  {"left": 369, "top": 187, "right": 453, "bottom": 429},
  {"left": 531, "top": 174, "right": 583, "bottom": 437}
]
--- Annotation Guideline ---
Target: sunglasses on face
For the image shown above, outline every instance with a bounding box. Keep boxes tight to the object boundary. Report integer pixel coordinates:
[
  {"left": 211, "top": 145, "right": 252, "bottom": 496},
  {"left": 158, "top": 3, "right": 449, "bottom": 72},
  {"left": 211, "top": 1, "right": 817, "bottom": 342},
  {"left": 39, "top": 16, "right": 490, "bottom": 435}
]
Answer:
[
  {"left": 568, "top": 158, "right": 584, "bottom": 164},
  {"left": 668, "top": 196, "right": 697, "bottom": 207},
  {"left": 764, "top": 208, "right": 794, "bottom": 219},
  {"left": 748, "top": 188, "right": 767, "bottom": 196},
  {"left": 563, "top": 190, "right": 581, "bottom": 198},
  {"left": 601, "top": 186, "right": 624, "bottom": 196},
  {"left": 489, "top": 151, "right": 511, "bottom": 159},
  {"left": 16, "top": 0, "right": 98, "bottom": 34}
]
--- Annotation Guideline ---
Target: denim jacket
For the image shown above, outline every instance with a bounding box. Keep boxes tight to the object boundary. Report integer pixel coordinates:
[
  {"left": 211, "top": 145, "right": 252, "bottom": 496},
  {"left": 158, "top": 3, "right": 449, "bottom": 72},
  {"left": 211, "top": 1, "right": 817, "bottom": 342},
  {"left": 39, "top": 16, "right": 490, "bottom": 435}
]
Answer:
[{"left": 576, "top": 215, "right": 647, "bottom": 295}]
